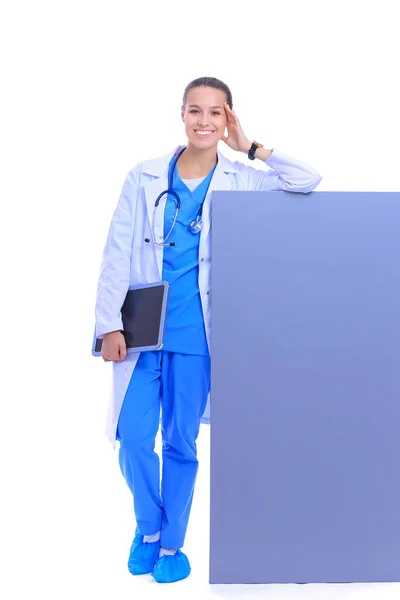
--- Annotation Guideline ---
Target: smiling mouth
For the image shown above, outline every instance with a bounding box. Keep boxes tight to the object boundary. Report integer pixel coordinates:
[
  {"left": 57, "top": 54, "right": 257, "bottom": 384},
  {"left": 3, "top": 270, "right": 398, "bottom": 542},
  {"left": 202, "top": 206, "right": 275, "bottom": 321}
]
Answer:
[{"left": 194, "top": 130, "right": 215, "bottom": 137}]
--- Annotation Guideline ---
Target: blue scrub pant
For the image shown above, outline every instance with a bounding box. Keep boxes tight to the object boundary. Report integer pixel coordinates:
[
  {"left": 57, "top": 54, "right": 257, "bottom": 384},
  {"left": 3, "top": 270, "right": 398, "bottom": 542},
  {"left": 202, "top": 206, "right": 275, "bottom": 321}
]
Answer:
[{"left": 116, "top": 350, "right": 210, "bottom": 550}]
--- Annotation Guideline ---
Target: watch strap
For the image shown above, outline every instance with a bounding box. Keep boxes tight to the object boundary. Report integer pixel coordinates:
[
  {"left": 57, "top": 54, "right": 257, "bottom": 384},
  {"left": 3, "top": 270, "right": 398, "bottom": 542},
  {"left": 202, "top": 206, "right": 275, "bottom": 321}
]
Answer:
[{"left": 248, "top": 141, "right": 264, "bottom": 161}]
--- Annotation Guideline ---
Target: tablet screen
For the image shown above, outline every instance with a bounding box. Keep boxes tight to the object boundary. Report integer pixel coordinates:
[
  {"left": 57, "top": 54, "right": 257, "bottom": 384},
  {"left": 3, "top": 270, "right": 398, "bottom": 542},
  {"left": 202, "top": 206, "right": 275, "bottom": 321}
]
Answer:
[{"left": 95, "top": 283, "right": 167, "bottom": 352}]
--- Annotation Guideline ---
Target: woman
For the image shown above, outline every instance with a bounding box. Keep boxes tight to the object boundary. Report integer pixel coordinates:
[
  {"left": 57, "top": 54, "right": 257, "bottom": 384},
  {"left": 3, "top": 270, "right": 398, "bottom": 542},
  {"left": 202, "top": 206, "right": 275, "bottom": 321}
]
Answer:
[{"left": 94, "top": 76, "right": 322, "bottom": 583}]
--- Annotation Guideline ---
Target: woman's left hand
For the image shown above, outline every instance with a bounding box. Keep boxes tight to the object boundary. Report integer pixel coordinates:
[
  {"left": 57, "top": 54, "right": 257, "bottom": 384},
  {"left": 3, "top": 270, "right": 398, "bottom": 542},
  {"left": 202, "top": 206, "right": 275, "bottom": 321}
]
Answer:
[{"left": 221, "top": 102, "right": 252, "bottom": 153}]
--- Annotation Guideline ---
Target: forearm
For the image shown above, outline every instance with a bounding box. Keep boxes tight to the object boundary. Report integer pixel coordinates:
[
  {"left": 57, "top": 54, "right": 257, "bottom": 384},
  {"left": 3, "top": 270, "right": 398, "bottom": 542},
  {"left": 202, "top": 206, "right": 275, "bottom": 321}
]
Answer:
[
  {"left": 239, "top": 139, "right": 322, "bottom": 192},
  {"left": 254, "top": 146, "right": 273, "bottom": 162}
]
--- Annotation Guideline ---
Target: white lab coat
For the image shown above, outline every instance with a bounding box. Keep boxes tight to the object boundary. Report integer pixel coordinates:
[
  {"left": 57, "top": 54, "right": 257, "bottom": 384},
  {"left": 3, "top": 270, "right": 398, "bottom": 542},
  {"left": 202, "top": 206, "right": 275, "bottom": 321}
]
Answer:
[{"left": 95, "top": 144, "right": 322, "bottom": 447}]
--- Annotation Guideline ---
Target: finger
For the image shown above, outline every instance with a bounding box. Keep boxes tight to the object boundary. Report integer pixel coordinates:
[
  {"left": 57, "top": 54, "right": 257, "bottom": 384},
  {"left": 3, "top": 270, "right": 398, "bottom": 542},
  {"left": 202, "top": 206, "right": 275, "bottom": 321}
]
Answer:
[
  {"left": 226, "top": 104, "right": 238, "bottom": 123},
  {"left": 225, "top": 102, "right": 235, "bottom": 116},
  {"left": 225, "top": 109, "right": 234, "bottom": 124},
  {"left": 230, "top": 110, "right": 238, "bottom": 124},
  {"left": 229, "top": 112, "right": 238, "bottom": 127},
  {"left": 224, "top": 102, "right": 233, "bottom": 121}
]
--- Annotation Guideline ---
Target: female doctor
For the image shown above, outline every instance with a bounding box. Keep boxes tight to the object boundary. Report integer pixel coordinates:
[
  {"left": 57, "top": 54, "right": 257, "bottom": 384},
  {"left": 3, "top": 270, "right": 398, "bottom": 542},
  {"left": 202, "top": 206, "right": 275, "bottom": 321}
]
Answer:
[{"left": 94, "top": 76, "right": 322, "bottom": 584}]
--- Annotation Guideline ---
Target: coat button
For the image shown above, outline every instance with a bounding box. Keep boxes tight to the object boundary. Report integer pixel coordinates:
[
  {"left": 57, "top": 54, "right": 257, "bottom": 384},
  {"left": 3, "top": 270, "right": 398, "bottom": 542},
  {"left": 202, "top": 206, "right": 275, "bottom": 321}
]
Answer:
[
  {"left": 206, "top": 290, "right": 210, "bottom": 295},
  {"left": 200, "top": 258, "right": 204, "bottom": 262}
]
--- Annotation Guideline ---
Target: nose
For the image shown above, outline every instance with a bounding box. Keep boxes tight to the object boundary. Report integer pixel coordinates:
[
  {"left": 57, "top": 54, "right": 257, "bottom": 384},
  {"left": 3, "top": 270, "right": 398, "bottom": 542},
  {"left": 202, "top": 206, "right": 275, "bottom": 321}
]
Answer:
[{"left": 198, "top": 113, "right": 210, "bottom": 127}]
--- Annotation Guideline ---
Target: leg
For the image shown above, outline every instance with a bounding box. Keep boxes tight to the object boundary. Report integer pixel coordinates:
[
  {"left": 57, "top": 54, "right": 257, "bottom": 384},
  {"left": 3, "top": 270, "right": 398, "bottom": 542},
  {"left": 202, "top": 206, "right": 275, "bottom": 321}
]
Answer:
[
  {"left": 159, "top": 352, "right": 211, "bottom": 550},
  {"left": 116, "top": 350, "right": 163, "bottom": 536}
]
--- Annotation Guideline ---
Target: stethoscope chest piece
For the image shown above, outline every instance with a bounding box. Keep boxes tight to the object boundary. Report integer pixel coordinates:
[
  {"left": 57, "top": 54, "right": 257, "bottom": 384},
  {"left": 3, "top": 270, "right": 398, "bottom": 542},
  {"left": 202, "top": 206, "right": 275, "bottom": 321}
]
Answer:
[{"left": 189, "top": 217, "right": 203, "bottom": 234}]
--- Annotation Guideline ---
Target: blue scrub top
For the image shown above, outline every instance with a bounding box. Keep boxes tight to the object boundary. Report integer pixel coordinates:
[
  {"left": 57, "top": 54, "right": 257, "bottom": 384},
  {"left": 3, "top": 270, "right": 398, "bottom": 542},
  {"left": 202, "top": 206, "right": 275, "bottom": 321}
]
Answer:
[{"left": 161, "top": 155, "right": 216, "bottom": 355}]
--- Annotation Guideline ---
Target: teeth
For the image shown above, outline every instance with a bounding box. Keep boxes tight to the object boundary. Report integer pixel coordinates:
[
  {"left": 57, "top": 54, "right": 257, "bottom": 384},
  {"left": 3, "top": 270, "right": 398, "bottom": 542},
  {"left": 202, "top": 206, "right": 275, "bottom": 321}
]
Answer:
[{"left": 196, "top": 131, "right": 213, "bottom": 136}]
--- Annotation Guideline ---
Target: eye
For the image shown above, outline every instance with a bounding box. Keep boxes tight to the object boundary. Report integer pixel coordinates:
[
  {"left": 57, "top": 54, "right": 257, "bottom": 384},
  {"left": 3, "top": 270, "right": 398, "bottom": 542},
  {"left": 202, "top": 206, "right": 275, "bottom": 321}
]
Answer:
[{"left": 188, "top": 109, "right": 221, "bottom": 115}]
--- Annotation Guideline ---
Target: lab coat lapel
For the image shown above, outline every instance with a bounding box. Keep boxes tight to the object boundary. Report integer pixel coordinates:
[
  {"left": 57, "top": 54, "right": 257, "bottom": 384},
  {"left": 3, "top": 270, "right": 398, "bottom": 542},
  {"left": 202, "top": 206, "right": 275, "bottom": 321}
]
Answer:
[
  {"left": 201, "top": 158, "right": 233, "bottom": 241},
  {"left": 143, "top": 175, "right": 169, "bottom": 279}
]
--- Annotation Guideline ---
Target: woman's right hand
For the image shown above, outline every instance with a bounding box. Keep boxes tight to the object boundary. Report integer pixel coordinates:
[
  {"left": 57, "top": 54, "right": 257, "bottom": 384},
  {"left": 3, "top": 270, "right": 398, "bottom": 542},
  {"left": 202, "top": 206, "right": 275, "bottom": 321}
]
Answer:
[{"left": 101, "top": 331, "right": 127, "bottom": 362}]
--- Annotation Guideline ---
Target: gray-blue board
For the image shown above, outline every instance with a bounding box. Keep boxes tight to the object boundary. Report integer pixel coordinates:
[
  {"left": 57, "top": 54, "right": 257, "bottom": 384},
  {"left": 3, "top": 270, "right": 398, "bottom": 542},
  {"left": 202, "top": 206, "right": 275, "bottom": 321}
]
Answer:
[{"left": 209, "top": 191, "right": 400, "bottom": 584}]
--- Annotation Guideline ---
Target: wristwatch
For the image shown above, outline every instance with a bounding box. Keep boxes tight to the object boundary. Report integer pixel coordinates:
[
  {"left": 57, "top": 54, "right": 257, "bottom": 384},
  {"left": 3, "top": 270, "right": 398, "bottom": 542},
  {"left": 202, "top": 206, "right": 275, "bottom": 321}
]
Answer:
[{"left": 248, "top": 141, "right": 264, "bottom": 161}]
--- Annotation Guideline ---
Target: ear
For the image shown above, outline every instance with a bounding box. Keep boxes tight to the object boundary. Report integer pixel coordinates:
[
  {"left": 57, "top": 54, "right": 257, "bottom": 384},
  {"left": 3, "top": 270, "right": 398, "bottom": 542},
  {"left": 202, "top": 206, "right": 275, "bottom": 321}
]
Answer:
[{"left": 181, "top": 108, "right": 185, "bottom": 122}]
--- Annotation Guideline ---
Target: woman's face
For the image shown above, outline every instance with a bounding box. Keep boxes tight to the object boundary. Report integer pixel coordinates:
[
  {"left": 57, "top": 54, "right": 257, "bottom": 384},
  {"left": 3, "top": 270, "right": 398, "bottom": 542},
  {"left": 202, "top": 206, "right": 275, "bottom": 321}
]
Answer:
[{"left": 181, "top": 86, "right": 228, "bottom": 149}]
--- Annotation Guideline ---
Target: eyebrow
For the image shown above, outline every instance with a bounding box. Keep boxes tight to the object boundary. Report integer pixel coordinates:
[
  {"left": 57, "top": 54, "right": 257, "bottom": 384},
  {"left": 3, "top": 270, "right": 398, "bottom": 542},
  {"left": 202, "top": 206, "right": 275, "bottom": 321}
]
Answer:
[{"left": 188, "top": 104, "right": 223, "bottom": 109}]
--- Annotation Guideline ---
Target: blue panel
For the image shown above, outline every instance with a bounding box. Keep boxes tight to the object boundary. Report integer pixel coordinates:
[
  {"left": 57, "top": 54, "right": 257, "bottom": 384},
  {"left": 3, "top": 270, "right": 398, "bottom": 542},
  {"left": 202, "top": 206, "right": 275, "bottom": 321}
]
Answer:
[{"left": 209, "top": 191, "right": 400, "bottom": 584}]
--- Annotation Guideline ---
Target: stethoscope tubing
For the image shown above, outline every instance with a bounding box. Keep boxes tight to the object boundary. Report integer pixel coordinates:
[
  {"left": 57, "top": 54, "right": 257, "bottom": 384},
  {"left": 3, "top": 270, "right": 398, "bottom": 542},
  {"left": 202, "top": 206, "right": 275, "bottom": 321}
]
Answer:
[{"left": 146, "top": 147, "right": 216, "bottom": 247}]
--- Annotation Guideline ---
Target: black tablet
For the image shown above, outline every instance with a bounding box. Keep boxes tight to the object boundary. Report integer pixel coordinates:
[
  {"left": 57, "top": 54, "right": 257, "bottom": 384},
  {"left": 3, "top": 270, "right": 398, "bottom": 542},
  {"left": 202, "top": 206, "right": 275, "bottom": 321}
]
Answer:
[{"left": 92, "top": 281, "right": 169, "bottom": 356}]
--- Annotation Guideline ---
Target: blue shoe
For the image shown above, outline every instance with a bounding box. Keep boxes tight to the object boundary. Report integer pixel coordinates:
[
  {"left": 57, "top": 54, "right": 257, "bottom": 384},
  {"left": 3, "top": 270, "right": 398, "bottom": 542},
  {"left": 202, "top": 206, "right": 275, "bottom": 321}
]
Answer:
[
  {"left": 152, "top": 549, "right": 191, "bottom": 583},
  {"left": 127, "top": 527, "right": 160, "bottom": 575}
]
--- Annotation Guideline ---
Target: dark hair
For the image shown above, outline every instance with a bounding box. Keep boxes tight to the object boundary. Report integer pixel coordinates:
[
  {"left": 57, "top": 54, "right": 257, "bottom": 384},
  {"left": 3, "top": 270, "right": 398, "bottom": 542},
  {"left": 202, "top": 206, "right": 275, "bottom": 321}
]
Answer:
[{"left": 182, "top": 77, "right": 233, "bottom": 110}]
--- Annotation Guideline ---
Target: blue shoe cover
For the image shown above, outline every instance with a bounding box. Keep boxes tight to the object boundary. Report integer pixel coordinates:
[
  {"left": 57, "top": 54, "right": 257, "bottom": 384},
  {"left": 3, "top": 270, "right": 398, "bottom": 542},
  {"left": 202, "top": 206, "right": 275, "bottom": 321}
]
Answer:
[
  {"left": 127, "top": 527, "right": 160, "bottom": 575},
  {"left": 152, "top": 549, "right": 191, "bottom": 583}
]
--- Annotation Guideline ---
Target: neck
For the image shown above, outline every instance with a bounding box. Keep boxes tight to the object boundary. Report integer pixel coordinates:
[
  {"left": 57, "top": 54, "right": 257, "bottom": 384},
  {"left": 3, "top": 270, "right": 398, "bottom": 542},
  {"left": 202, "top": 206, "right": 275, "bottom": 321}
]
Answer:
[{"left": 178, "top": 142, "right": 218, "bottom": 174}]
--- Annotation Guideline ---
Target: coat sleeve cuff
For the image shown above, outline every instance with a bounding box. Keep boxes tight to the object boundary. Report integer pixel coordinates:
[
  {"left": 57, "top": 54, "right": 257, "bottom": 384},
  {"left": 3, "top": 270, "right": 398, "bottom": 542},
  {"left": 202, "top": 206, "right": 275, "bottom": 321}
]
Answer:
[{"left": 95, "top": 317, "right": 124, "bottom": 340}]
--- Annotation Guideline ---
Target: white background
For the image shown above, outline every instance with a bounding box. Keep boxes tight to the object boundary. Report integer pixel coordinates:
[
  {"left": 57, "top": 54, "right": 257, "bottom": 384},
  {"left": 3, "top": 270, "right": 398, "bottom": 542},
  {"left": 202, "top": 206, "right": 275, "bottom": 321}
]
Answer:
[{"left": 1, "top": 1, "right": 399, "bottom": 598}]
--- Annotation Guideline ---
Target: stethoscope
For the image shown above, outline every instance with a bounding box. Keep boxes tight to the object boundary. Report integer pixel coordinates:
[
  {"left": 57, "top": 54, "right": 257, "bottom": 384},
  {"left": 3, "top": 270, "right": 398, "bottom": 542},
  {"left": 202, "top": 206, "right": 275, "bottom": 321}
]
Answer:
[{"left": 145, "top": 147, "right": 217, "bottom": 247}]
